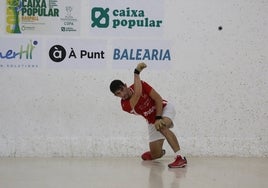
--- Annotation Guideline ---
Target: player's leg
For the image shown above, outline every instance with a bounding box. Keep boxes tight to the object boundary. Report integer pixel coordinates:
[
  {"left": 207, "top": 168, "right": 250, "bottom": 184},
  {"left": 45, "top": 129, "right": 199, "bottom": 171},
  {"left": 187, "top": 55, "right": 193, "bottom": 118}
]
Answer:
[
  {"left": 149, "top": 139, "right": 165, "bottom": 159},
  {"left": 160, "top": 103, "right": 187, "bottom": 168},
  {"left": 160, "top": 117, "right": 187, "bottom": 168},
  {"left": 160, "top": 117, "right": 180, "bottom": 152},
  {"left": 141, "top": 139, "right": 165, "bottom": 160},
  {"left": 141, "top": 124, "right": 166, "bottom": 160}
]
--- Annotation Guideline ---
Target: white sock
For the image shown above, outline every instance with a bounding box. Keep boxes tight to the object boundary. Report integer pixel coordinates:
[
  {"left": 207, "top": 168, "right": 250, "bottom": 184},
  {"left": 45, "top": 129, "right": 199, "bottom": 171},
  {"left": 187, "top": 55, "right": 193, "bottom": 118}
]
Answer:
[{"left": 175, "top": 151, "right": 183, "bottom": 157}]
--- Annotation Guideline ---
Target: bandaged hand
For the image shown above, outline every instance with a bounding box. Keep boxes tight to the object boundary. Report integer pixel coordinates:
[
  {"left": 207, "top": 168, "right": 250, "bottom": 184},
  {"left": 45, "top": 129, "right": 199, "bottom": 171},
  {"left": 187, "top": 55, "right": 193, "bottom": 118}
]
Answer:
[
  {"left": 155, "top": 119, "right": 166, "bottom": 131},
  {"left": 135, "top": 62, "right": 147, "bottom": 73}
]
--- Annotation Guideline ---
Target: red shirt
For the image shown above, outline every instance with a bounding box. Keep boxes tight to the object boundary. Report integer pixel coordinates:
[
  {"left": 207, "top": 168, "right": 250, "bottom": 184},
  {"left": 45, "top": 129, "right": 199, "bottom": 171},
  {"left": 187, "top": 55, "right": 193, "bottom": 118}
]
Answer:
[{"left": 121, "top": 81, "right": 167, "bottom": 124}]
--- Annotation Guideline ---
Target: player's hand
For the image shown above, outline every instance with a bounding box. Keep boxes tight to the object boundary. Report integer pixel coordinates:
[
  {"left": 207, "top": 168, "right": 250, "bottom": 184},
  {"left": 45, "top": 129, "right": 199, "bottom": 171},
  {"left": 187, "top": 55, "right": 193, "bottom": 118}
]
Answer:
[
  {"left": 155, "top": 119, "right": 166, "bottom": 131},
  {"left": 136, "top": 62, "right": 147, "bottom": 72}
]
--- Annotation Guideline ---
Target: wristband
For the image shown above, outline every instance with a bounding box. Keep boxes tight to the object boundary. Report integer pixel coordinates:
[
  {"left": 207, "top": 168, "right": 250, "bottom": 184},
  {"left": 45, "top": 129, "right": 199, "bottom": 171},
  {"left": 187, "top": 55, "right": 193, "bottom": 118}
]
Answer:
[
  {"left": 155, "top": 116, "right": 162, "bottom": 120},
  {"left": 134, "top": 69, "right": 140, "bottom": 74}
]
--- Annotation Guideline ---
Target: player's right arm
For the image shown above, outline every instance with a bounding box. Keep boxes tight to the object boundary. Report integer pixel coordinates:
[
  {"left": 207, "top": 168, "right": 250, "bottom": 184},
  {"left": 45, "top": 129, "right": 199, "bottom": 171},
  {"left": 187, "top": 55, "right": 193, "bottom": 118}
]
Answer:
[{"left": 129, "top": 63, "right": 147, "bottom": 109}]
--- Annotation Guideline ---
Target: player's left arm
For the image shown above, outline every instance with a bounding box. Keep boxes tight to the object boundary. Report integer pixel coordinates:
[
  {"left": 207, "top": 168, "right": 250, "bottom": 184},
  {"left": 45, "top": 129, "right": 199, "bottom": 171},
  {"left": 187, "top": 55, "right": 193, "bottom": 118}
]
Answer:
[
  {"left": 149, "top": 89, "right": 163, "bottom": 117},
  {"left": 150, "top": 89, "right": 167, "bottom": 130}
]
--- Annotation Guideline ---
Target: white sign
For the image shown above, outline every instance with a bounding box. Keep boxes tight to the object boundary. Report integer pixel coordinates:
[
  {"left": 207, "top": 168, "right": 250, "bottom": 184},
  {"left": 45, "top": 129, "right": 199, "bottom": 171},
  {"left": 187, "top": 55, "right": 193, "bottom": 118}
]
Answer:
[
  {"left": 6, "top": 0, "right": 80, "bottom": 35},
  {"left": 111, "top": 39, "right": 173, "bottom": 70},
  {"left": 46, "top": 39, "right": 107, "bottom": 69},
  {"left": 89, "top": 0, "right": 164, "bottom": 37},
  {"left": 0, "top": 37, "right": 42, "bottom": 69}
]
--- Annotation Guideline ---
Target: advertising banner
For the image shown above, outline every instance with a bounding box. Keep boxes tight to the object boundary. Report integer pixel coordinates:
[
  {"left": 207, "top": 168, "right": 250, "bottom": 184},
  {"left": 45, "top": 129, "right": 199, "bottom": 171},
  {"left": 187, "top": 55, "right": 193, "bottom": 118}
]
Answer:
[
  {"left": 0, "top": 37, "right": 42, "bottom": 69},
  {"left": 111, "top": 39, "right": 173, "bottom": 70},
  {"left": 46, "top": 39, "right": 107, "bottom": 69},
  {"left": 6, "top": 0, "right": 80, "bottom": 35},
  {"left": 89, "top": 0, "right": 164, "bottom": 37},
  {"left": 0, "top": 1, "right": 4, "bottom": 34}
]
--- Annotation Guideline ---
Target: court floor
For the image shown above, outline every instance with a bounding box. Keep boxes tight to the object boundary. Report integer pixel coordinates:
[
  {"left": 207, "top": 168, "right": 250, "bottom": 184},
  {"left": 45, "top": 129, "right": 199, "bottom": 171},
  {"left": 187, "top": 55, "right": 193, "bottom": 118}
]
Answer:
[{"left": 0, "top": 157, "right": 267, "bottom": 188}]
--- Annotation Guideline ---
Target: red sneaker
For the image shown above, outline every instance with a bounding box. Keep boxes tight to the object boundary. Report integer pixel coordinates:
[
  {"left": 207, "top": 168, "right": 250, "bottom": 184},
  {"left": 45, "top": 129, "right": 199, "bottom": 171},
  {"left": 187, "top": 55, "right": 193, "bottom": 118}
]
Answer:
[
  {"left": 141, "top": 151, "right": 152, "bottom": 160},
  {"left": 168, "top": 155, "right": 187, "bottom": 168},
  {"left": 141, "top": 150, "right": 166, "bottom": 160}
]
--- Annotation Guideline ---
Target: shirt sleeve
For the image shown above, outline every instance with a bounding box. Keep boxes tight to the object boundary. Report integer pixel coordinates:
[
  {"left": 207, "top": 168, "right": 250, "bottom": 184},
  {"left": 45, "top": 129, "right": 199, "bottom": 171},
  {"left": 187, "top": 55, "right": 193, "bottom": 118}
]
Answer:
[
  {"left": 121, "top": 100, "right": 132, "bottom": 113},
  {"left": 141, "top": 81, "right": 153, "bottom": 94},
  {"left": 120, "top": 80, "right": 153, "bottom": 113}
]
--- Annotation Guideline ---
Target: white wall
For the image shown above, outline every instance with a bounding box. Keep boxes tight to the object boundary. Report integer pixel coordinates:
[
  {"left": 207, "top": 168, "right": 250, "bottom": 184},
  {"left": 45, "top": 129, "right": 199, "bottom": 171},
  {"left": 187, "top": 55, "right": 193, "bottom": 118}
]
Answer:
[{"left": 0, "top": 0, "right": 267, "bottom": 157}]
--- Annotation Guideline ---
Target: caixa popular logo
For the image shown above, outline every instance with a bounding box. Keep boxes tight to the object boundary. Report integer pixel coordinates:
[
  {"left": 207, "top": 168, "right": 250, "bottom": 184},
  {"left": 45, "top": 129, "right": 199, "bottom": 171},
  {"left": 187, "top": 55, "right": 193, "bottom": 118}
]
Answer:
[
  {"left": 49, "top": 44, "right": 105, "bottom": 63},
  {"left": 91, "top": 7, "right": 163, "bottom": 29}
]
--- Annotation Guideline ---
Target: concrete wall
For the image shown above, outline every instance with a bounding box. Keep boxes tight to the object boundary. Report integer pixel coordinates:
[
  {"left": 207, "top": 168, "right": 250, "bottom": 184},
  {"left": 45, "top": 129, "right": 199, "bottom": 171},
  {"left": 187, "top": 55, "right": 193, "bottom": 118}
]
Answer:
[{"left": 0, "top": 0, "right": 267, "bottom": 157}]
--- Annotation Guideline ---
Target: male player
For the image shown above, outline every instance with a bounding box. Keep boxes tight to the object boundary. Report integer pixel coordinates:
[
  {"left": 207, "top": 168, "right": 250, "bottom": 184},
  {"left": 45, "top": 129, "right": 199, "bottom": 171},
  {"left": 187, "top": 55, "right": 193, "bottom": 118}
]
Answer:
[{"left": 109, "top": 63, "right": 187, "bottom": 168}]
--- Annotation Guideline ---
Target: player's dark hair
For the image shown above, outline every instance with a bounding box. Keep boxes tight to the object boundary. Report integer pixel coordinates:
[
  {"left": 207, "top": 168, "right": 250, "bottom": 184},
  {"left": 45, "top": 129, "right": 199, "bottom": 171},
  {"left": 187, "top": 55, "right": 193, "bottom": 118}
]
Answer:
[{"left": 110, "top": 80, "right": 125, "bottom": 93}]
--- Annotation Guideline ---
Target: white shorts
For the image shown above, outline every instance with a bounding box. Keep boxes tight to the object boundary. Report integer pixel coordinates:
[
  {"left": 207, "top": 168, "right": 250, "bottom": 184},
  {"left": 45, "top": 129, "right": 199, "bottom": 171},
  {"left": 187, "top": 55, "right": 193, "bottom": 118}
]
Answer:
[{"left": 147, "top": 102, "right": 176, "bottom": 142}]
